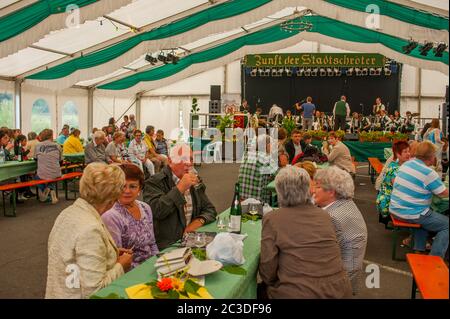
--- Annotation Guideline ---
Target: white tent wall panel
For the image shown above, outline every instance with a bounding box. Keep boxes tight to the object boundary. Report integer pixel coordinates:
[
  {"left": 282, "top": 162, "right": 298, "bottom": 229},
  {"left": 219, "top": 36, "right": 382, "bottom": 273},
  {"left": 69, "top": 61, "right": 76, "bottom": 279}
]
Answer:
[
  {"left": 226, "top": 60, "right": 242, "bottom": 94},
  {"left": 92, "top": 95, "right": 136, "bottom": 130},
  {"left": 400, "top": 64, "right": 418, "bottom": 96},
  {"left": 21, "top": 84, "right": 56, "bottom": 137},
  {"left": 400, "top": 97, "right": 419, "bottom": 114},
  {"left": 0, "top": 79, "right": 13, "bottom": 91},
  {"left": 57, "top": 89, "right": 88, "bottom": 139},
  {"left": 421, "top": 70, "right": 449, "bottom": 97},
  {"left": 140, "top": 96, "right": 209, "bottom": 139},
  {"left": 145, "top": 67, "right": 225, "bottom": 96},
  {"left": 419, "top": 98, "right": 447, "bottom": 119}
]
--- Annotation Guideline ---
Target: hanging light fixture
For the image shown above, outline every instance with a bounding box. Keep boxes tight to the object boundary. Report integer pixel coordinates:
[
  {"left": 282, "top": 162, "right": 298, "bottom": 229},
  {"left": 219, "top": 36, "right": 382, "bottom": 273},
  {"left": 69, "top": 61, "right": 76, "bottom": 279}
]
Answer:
[{"left": 280, "top": 8, "right": 314, "bottom": 33}]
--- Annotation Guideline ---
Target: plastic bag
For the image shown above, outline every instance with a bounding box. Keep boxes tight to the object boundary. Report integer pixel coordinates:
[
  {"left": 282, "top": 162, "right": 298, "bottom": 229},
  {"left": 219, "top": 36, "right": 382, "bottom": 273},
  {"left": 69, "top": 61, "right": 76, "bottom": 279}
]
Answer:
[{"left": 206, "top": 233, "right": 245, "bottom": 266}]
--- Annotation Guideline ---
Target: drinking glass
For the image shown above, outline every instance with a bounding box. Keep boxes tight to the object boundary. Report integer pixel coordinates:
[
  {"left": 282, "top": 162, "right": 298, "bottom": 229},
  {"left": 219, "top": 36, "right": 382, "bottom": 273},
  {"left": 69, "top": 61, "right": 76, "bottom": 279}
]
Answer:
[
  {"left": 248, "top": 203, "right": 258, "bottom": 225},
  {"left": 194, "top": 232, "right": 206, "bottom": 248},
  {"left": 216, "top": 215, "right": 229, "bottom": 232}
]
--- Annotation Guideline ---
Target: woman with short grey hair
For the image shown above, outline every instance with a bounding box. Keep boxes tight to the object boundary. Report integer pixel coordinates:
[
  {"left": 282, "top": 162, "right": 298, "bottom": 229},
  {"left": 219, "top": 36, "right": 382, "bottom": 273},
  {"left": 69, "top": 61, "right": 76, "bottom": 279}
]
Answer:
[
  {"left": 259, "top": 166, "right": 352, "bottom": 299},
  {"left": 313, "top": 166, "right": 368, "bottom": 295},
  {"left": 275, "top": 166, "right": 311, "bottom": 207}
]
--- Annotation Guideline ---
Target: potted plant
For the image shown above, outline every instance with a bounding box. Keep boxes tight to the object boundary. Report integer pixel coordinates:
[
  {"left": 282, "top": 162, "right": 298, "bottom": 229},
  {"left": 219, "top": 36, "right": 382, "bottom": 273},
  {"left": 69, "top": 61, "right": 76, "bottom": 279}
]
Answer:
[
  {"left": 190, "top": 97, "right": 200, "bottom": 129},
  {"left": 282, "top": 117, "right": 296, "bottom": 136},
  {"left": 216, "top": 114, "right": 236, "bottom": 134}
]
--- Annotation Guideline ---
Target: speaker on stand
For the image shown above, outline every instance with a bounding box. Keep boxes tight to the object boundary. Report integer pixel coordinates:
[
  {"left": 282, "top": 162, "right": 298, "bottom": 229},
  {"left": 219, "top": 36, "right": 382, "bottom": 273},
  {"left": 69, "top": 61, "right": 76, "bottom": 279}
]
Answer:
[
  {"left": 209, "top": 85, "right": 222, "bottom": 128},
  {"left": 209, "top": 100, "right": 221, "bottom": 128}
]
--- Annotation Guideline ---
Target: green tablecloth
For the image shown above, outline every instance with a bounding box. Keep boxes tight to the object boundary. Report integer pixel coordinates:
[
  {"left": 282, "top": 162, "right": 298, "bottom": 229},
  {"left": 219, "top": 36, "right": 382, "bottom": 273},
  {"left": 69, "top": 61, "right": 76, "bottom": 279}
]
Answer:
[
  {"left": 311, "top": 141, "right": 392, "bottom": 162},
  {"left": 0, "top": 161, "right": 37, "bottom": 182},
  {"left": 63, "top": 152, "right": 85, "bottom": 163},
  {"left": 92, "top": 209, "right": 262, "bottom": 299}
]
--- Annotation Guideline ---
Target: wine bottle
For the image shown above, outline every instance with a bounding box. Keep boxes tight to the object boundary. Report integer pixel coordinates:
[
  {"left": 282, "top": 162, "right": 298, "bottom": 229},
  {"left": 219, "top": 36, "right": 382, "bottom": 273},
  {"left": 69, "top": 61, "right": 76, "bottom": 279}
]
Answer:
[
  {"left": 17, "top": 147, "right": 22, "bottom": 162},
  {"left": 229, "top": 183, "right": 242, "bottom": 234}
]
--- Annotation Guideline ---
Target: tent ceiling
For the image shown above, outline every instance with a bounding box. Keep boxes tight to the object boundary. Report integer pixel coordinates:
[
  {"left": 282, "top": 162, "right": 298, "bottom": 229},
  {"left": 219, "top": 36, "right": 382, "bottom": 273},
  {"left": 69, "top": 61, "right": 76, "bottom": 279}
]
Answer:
[{"left": 0, "top": 0, "right": 448, "bottom": 92}]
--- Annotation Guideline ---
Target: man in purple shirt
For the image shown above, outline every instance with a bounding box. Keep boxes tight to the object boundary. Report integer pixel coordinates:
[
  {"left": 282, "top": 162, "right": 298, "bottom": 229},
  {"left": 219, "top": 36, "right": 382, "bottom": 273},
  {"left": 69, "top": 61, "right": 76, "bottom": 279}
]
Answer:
[{"left": 301, "top": 97, "right": 316, "bottom": 131}]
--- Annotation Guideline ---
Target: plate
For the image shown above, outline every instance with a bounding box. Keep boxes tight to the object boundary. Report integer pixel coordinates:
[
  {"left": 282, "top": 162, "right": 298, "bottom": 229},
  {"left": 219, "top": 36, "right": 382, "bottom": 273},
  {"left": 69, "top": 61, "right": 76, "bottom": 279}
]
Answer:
[{"left": 187, "top": 259, "right": 223, "bottom": 277}]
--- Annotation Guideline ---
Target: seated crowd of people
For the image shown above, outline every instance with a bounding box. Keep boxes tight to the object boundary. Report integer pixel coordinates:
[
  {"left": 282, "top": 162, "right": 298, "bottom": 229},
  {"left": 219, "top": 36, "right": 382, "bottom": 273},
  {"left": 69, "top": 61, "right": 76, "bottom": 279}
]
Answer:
[
  {"left": 1, "top": 112, "right": 447, "bottom": 300},
  {"left": 0, "top": 116, "right": 171, "bottom": 203}
]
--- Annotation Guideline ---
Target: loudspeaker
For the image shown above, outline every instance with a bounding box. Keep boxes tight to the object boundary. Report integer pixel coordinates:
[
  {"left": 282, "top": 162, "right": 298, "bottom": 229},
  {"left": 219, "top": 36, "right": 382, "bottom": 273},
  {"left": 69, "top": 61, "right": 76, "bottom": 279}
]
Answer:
[
  {"left": 209, "top": 100, "right": 221, "bottom": 128},
  {"left": 210, "top": 85, "right": 221, "bottom": 101},
  {"left": 209, "top": 100, "right": 221, "bottom": 114}
]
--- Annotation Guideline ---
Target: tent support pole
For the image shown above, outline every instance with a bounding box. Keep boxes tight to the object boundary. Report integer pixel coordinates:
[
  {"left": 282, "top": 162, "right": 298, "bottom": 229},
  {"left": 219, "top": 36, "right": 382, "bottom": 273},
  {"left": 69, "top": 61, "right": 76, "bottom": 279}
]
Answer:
[
  {"left": 88, "top": 88, "right": 94, "bottom": 133},
  {"left": 136, "top": 93, "right": 142, "bottom": 129},
  {"left": 14, "top": 80, "right": 22, "bottom": 130}
]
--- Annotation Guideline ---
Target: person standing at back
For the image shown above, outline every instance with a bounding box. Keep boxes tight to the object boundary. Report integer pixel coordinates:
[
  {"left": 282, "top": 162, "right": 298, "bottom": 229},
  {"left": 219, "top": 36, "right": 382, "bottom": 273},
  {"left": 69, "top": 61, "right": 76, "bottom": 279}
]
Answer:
[
  {"left": 333, "top": 96, "right": 350, "bottom": 131},
  {"left": 301, "top": 97, "right": 316, "bottom": 131}
]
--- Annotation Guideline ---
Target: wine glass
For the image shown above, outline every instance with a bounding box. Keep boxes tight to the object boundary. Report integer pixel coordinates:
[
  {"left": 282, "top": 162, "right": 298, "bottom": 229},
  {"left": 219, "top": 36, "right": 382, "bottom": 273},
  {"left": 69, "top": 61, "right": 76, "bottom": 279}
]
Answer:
[
  {"left": 193, "top": 232, "right": 206, "bottom": 248},
  {"left": 216, "top": 215, "right": 229, "bottom": 232},
  {"left": 248, "top": 203, "right": 258, "bottom": 225}
]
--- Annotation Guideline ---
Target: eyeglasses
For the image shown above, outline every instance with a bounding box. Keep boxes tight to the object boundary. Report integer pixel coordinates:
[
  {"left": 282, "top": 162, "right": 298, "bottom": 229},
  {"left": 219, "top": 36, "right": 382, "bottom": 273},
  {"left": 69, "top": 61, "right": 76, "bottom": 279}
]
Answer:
[{"left": 123, "top": 184, "right": 140, "bottom": 191}]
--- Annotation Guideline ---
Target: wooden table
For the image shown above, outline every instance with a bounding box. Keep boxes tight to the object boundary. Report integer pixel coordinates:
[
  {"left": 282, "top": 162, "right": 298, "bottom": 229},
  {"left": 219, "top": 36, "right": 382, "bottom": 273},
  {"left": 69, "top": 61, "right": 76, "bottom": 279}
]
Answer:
[{"left": 406, "top": 253, "right": 449, "bottom": 299}]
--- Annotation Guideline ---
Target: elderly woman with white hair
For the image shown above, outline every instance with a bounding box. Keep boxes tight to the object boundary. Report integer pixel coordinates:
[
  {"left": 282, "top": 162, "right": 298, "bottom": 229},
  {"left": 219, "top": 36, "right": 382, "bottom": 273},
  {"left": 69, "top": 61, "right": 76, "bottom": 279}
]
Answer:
[
  {"left": 46, "top": 163, "right": 133, "bottom": 299},
  {"left": 259, "top": 166, "right": 352, "bottom": 299},
  {"left": 313, "top": 166, "right": 368, "bottom": 295}
]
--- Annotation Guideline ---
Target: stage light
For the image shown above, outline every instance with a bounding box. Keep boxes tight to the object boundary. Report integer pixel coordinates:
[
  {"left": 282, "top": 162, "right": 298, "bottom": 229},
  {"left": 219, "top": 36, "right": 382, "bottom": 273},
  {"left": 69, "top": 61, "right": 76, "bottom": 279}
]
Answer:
[
  {"left": 369, "top": 68, "right": 376, "bottom": 76},
  {"left": 157, "top": 52, "right": 168, "bottom": 64},
  {"left": 304, "top": 68, "right": 311, "bottom": 76},
  {"left": 434, "top": 43, "right": 448, "bottom": 57},
  {"left": 258, "top": 68, "right": 264, "bottom": 76},
  {"left": 346, "top": 67, "right": 354, "bottom": 76},
  {"left": 334, "top": 68, "right": 341, "bottom": 76},
  {"left": 311, "top": 68, "right": 318, "bottom": 77},
  {"left": 374, "top": 67, "right": 382, "bottom": 76},
  {"left": 384, "top": 67, "right": 391, "bottom": 76},
  {"left": 271, "top": 68, "right": 278, "bottom": 76},
  {"left": 319, "top": 68, "right": 326, "bottom": 76},
  {"left": 402, "top": 41, "right": 418, "bottom": 54},
  {"left": 264, "top": 68, "right": 271, "bottom": 77},
  {"left": 419, "top": 42, "right": 434, "bottom": 56},
  {"left": 145, "top": 54, "right": 158, "bottom": 65},
  {"left": 250, "top": 68, "right": 257, "bottom": 77},
  {"left": 166, "top": 52, "right": 179, "bottom": 64},
  {"left": 278, "top": 68, "right": 284, "bottom": 76},
  {"left": 285, "top": 68, "right": 293, "bottom": 76},
  {"left": 327, "top": 68, "right": 334, "bottom": 76},
  {"left": 362, "top": 68, "right": 368, "bottom": 76},
  {"left": 355, "top": 68, "right": 362, "bottom": 76}
]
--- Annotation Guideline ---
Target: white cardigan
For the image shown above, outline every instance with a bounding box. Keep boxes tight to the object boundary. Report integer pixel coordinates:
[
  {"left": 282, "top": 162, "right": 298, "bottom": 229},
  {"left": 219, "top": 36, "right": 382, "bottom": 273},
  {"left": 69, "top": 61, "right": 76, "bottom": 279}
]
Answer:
[{"left": 46, "top": 198, "right": 124, "bottom": 299}]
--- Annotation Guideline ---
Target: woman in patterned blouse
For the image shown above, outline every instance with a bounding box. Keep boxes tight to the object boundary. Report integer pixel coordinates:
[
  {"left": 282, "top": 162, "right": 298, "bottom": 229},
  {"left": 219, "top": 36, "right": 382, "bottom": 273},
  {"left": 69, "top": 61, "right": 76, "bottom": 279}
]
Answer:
[
  {"left": 376, "top": 141, "right": 411, "bottom": 224},
  {"left": 103, "top": 163, "right": 159, "bottom": 269}
]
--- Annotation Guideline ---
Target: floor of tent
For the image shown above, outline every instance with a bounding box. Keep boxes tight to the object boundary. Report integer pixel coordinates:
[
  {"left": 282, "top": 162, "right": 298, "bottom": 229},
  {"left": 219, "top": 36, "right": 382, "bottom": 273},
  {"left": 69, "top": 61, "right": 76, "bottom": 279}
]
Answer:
[{"left": 0, "top": 163, "right": 416, "bottom": 299}]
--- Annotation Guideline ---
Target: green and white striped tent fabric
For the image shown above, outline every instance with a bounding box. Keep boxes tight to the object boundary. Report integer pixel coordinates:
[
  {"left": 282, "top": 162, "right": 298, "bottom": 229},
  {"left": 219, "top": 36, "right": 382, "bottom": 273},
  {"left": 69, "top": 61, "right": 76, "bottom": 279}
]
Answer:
[{"left": 0, "top": 0, "right": 448, "bottom": 94}]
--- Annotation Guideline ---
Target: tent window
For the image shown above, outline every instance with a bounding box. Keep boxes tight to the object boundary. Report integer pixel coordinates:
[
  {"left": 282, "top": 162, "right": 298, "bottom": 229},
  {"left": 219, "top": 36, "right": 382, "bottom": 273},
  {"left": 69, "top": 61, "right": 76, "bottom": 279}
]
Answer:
[
  {"left": 62, "top": 101, "right": 79, "bottom": 129},
  {"left": 31, "top": 98, "right": 51, "bottom": 134},
  {"left": 0, "top": 92, "right": 14, "bottom": 128}
]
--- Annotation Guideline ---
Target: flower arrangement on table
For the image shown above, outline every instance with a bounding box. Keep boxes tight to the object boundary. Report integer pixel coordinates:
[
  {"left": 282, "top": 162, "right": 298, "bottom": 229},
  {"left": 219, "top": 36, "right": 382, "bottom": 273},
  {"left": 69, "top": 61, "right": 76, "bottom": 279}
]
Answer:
[{"left": 125, "top": 267, "right": 213, "bottom": 299}]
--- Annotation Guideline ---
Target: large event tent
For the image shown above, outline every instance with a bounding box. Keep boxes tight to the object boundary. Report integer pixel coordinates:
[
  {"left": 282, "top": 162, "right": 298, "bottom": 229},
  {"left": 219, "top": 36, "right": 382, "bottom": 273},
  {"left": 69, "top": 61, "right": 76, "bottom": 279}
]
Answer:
[{"left": 0, "top": 0, "right": 448, "bottom": 138}]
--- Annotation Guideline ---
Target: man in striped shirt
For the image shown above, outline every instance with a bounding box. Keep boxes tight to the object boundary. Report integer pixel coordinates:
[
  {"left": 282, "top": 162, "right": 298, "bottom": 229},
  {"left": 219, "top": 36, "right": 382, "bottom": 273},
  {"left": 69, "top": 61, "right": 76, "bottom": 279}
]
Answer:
[{"left": 390, "top": 141, "right": 449, "bottom": 258}]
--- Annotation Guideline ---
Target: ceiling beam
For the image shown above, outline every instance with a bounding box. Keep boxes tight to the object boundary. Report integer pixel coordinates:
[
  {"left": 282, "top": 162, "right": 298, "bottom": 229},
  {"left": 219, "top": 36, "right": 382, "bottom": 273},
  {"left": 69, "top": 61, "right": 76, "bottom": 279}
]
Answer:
[
  {"left": 103, "top": 15, "right": 139, "bottom": 31},
  {"left": 29, "top": 45, "right": 73, "bottom": 57},
  {"left": 15, "top": 0, "right": 228, "bottom": 79}
]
